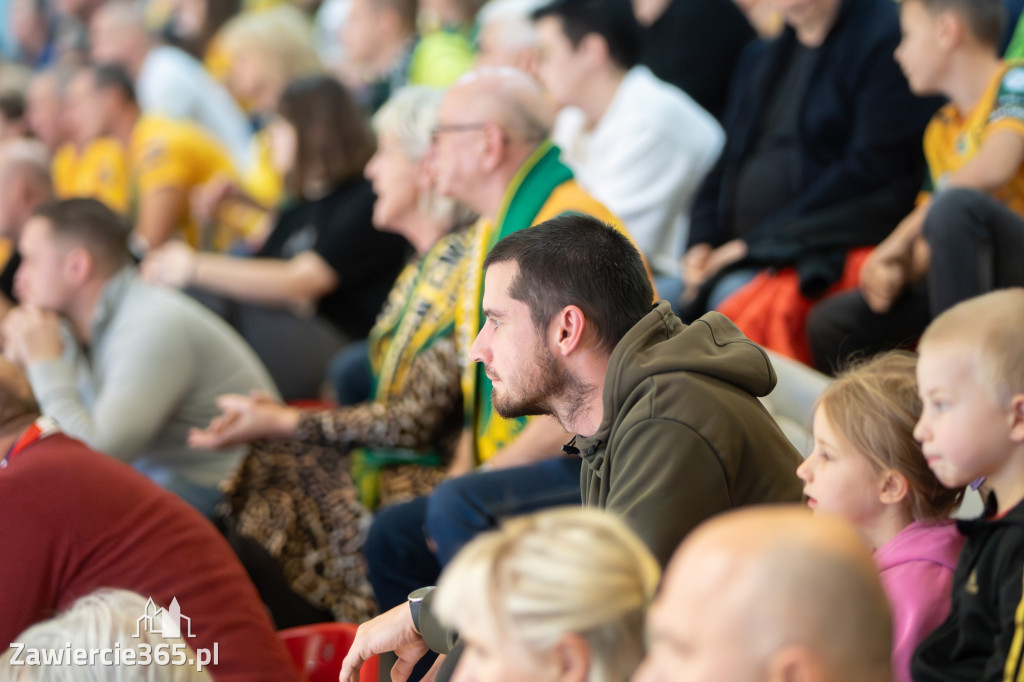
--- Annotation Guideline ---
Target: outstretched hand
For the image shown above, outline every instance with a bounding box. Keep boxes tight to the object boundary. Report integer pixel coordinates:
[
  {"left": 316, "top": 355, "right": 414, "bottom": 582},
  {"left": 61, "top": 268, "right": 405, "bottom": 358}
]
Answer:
[{"left": 188, "top": 390, "right": 300, "bottom": 449}]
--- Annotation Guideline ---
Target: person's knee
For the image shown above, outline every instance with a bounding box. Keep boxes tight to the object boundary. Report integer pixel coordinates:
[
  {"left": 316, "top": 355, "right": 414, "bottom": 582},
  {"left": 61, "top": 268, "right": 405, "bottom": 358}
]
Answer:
[
  {"left": 922, "top": 187, "right": 984, "bottom": 246},
  {"left": 424, "top": 476, "right": 483, "bottom": 537},
  {"left": 806, "top": 294, "right": 847, "bottom": 345}
]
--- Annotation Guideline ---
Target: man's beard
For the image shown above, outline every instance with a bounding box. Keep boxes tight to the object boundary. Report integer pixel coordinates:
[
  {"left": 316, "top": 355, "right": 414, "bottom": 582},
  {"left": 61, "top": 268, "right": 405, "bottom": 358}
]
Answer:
[{"left": 491, "top": 348, "right": 592, "bottom": 428}]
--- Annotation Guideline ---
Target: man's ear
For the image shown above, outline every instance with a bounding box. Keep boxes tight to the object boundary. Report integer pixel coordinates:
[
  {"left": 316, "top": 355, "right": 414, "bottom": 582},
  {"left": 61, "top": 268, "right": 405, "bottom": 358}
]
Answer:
[
  {"left": 516, "top": 48, "right": 542, "bottom": 83},
  {"left": 878, "top": 469, "right": 910, "bottom": 507},
  {"left": 577, "top": 32, "right": 610, "bottom": 66},
  {"left": 1009, "top": 393, "right": 1024, "bottom": 442},
  {"left": 936, "top": 9, "right": 964, "bottom": 49},
  {"left": 765, "top": 645, "right": 826, "bottom": 682},
  {"left": 64, "top": 245, "right": 94, "bottom": 286},
  {"left": 550, "top": 632, "right": 590, "bottom": 682},
  {"left": 549, "top": 304, "right": 587, "bottom": 357},
  {"left": 479, "top": 122, "right": 507, "bottom": 173},
  {"left": 9, "top": 175, "right": 31, "bottom": 215}
]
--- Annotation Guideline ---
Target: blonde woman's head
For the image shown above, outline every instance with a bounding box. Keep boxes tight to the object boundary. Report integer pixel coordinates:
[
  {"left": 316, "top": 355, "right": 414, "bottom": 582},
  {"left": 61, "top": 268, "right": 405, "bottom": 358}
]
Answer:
[
  {"left": 219, "top": 5, "right": 323, "bottom": 111},
  {"left": 434, "top": 507, "right": 661, "bottom": 682}
]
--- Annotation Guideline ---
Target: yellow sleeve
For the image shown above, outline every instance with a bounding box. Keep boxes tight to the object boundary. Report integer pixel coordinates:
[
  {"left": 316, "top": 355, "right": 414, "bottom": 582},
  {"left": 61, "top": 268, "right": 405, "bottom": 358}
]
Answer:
[
  {"left": 51, "top": 145, "right": 78, "bottom": 199},
  {"left": 86, "top": 140, "right": 130, "bottom": 214},
  {"left": 133, "top": 124, "right": 192, "bottom": 196}
]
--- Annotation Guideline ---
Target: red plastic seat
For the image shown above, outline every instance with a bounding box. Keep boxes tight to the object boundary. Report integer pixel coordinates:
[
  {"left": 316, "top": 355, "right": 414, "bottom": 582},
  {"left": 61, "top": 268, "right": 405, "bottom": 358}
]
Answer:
[{"left": 278, "top": 623, "right": 380, "bottom": 682}]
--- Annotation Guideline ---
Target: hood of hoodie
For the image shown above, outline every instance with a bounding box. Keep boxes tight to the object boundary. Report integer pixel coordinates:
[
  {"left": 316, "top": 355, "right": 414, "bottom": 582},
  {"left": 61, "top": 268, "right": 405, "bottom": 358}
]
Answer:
[
  {"left": 875, "top": 520, "right": 964, "bottom": 572},
  {"left": 576, "top": 301, "right": 777, "bottom": 449}
]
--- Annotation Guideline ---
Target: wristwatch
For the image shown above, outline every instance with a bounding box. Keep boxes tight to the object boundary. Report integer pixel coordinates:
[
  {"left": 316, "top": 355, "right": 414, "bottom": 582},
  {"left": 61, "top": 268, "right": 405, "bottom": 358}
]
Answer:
[{"left": 407, "top": 586, "right": 435, "bottom": 632}]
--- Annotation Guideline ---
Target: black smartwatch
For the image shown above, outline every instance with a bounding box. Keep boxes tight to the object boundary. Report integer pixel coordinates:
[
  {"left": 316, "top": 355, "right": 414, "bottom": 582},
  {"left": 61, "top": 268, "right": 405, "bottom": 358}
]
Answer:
[{"left": 407, "top": 586, "right": 435, "bottom": 633}]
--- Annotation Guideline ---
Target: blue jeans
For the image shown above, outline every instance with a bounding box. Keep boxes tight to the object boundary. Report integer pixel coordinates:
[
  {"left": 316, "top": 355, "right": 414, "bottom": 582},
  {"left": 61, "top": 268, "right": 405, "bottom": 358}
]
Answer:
[
  {"left": 707, "top": 267, "right": 761, "bottom": 311},
  {"left": 426, "top": 457, "right": 583, "bottom": 564},
  {"left": 328, "top": 339, "right": 372, "bottom": 406},
  {"left": 366, "top": 457, "right": 583, "bottom": 610}
]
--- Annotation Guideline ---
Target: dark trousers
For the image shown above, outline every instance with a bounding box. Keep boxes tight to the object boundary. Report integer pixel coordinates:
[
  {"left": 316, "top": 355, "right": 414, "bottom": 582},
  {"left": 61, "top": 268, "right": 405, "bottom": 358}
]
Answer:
[
  {"left": 189, "top": 290, "right": 351, "bottom": 401},
  {"left": 808, "top": 188, "right": 1024, "bottom": 373},
  {"left": 366, "top": 457, "right": 583, "bottom": 611}
]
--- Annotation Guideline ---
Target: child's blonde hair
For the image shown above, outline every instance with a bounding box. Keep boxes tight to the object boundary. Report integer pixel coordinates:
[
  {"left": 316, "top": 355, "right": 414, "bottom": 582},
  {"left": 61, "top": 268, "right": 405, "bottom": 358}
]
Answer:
[
  {"left": 818, "top": 352, "right": 964, "bottom": 521},
  {"left": 920, "top": 288, "right": 1024, "bottom": 405}
]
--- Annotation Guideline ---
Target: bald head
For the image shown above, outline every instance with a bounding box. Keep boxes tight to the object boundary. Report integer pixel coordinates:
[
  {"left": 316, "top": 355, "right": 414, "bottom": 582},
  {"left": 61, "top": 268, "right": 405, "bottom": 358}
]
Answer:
[
  {"left": 431, "top": 67, "right": 553, "bottom": 214},
  {"left": 636, "top": 507, "right": 892, "bottom": 682},
  {"left": 447, "top": 67, "right": 552, "bottom": 143},
  {"left": 0, "top": 139, "right": 52, "bottom": 237},
  {"left": 0, "top": 139, "right": 51, "bottom": 189}
]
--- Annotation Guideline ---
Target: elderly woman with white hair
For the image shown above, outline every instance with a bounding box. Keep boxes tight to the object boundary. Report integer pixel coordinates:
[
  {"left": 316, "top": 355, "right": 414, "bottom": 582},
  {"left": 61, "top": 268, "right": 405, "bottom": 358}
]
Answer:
[
  {"left": 0, "top": 589, "right": 213, "bottom": 682},
  {"left": 185, "top": 85, "right": 475, "bottom": 626},
  {"left": 432, "top": 507, "right": 661, "bottom": 682}
]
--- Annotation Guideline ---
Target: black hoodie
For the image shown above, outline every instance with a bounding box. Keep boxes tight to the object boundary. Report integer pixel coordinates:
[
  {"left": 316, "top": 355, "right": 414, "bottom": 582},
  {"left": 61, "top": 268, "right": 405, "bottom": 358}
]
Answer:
[{"left": 913, "top": 493, "right": 1024, "bottom": 682}]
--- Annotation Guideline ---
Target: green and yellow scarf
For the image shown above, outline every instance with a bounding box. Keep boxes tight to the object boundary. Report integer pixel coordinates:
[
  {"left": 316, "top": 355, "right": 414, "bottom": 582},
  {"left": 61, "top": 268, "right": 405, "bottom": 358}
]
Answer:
[
  {"left": 456, "top": 141, "right": 574, "bottom": 463},
  {"left": 350, "top": 228, "right": 471, "bottom": 507}
]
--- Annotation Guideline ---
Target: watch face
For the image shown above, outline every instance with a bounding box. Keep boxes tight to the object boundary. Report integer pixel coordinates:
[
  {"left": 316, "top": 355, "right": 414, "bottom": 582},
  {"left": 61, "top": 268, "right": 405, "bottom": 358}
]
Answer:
[{"left": 408, "top": 586, "right": 435, "bottom": 602}]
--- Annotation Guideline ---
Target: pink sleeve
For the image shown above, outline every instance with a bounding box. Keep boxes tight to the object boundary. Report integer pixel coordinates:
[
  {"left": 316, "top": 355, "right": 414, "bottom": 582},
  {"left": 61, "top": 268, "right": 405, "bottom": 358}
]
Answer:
[{"left": 881, "top": 561, "right": 956, "bottom": 682}]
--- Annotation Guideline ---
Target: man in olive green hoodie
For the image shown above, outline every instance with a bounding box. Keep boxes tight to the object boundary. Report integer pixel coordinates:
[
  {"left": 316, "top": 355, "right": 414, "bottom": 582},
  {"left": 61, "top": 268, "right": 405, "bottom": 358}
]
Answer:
[{"left": 340, "top": 214, "right": 803, "bottom": 682}]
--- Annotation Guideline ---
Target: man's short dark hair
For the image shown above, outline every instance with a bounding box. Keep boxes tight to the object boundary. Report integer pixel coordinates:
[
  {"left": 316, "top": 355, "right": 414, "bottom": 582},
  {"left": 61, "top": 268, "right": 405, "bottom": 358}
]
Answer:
[
  {"left": 532, "top": 0, "right": 641, "bottom": 70},
  {"left": 483, "top": 214, "right": 653, "bottom": 353},
  {"left": 0, "top": 91, "right": 25, "bottom": 123},
  {"left": 92, "top": 63, "right": 137, "bottom": 106},
  {"left": 914, "top": 0, "right": 1005, "bottom": 48},
  {"left": 32, "top": 198, "right": 133, "bottom": 274}
]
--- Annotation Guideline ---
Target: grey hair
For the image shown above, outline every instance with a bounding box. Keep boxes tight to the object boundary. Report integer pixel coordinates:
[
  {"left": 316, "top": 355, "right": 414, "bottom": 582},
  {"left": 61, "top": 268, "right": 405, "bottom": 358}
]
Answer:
[
  {"left": 372, "top": 85, "right": 443, "bottom": 162},
  {"left": 373, "top": 86, "right": 466, "bottom": 224},
  {"left": 0, "top": 589, "right": 213, "bottom": 682}
]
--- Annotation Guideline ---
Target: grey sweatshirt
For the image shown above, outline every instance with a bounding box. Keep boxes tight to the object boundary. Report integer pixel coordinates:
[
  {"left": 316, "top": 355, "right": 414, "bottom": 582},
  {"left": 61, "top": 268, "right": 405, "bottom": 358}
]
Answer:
[{"left": 27, "top": 266, "right": 278, "bottom": 491}]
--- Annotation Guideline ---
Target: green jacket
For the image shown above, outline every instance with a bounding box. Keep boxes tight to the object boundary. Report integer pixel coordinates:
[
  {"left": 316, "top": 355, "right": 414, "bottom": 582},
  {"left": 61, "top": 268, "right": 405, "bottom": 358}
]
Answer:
[{"left": 571, "top": 301, "right": 804, "bottom": 566}]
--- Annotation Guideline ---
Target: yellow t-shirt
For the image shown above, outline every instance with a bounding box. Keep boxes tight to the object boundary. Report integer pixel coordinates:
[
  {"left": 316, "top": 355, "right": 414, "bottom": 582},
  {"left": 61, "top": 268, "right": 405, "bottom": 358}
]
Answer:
[
  {"left": 52, "top": 138, "right": 130, "bottom": 214},
  {"left": 130, "top": 115, "right": 239, "bottom": 248},
  {"left": 924, "top": 60, "right": 1024, "bottom": 215},
  {"left": 240, "top": 129, "right": 284, "bottom": 209}
]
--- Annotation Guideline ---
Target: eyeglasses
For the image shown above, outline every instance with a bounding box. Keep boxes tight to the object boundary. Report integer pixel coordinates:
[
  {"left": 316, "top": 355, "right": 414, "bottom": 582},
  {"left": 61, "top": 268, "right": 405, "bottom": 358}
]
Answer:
[{"left": 430, "top": 123, "right": 489, "bottom": 143}]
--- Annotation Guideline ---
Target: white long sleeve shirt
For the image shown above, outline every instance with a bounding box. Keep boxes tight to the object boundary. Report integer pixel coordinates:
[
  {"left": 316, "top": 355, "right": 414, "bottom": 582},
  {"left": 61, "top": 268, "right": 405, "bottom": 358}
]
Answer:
[{"left": 554, "top": 66, "right": 725, "bottom": 278}]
